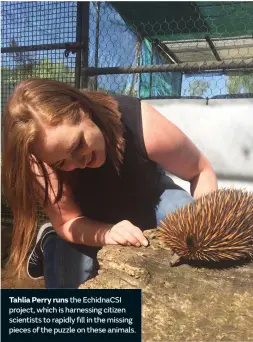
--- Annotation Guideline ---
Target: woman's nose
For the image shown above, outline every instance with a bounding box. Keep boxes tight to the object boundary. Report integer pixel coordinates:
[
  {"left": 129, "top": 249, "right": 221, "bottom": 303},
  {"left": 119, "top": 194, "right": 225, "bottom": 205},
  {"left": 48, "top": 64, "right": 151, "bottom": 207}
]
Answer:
[{"left": 75, "top": 154, "right": 87, "bottom": 167}]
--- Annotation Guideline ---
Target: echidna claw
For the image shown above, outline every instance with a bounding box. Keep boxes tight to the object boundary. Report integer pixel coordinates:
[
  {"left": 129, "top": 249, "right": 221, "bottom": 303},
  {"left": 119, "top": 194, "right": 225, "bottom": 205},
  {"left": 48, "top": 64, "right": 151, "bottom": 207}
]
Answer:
[{"left": 169, "top": 253, "right": 182, "bottom": 267}]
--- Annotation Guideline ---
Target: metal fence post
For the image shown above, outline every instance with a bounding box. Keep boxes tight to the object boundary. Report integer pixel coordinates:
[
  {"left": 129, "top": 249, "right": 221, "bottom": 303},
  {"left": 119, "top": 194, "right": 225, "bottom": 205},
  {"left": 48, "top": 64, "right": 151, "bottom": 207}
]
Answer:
[
  {"left": 80, "top": 1, "right": 90, "bottom": 89},
  {"left": 75, "top": 2, "right": 83, "bottom": 89}
]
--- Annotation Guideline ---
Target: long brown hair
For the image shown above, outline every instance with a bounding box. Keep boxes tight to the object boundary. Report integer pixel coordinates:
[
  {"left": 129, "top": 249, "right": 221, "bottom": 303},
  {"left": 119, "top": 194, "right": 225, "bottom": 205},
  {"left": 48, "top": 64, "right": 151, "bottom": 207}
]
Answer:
[{"left": 2, "top": 78, "right": 125, "bottom": 277}]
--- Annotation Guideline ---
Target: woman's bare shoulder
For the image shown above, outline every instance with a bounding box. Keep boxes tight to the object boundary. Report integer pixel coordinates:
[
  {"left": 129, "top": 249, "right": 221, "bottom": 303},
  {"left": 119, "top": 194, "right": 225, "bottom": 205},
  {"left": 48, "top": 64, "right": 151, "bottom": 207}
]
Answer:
[{"left": 140, "top": 100, "right": 208, "bottom": 182}]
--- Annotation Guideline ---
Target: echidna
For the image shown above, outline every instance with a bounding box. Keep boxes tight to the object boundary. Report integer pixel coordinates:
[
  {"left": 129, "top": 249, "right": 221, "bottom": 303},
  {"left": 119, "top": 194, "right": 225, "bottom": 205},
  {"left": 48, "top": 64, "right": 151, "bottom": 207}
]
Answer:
[{"left": 157, "top": 188, "right": 253, "bottom": 266}]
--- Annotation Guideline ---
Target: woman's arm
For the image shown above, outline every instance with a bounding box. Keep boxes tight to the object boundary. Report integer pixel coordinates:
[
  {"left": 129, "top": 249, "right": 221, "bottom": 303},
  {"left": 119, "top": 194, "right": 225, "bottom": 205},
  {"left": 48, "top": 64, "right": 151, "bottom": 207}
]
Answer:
[
  {"left": 141, "top": 101, "right": 218, "bottom": 198},
  {"left": 32, "top": 162, "right": 148, "bottom": 246}
]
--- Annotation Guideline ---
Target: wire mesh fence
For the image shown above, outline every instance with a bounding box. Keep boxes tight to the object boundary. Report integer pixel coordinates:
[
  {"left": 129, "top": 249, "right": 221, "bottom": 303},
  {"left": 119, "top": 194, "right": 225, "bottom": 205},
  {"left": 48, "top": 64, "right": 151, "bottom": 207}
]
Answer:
[
  {"left": 1, "top": 1, "right": 77, "bottom": 112},
  {"left": 86, "top": 1, "right": 253, "bottom": 98},
  {"left": 1, "top": 1, "right": 253, "bottom": 228},
  {"left": 1, "top": 1, "right": 78, "bottom": 227}
]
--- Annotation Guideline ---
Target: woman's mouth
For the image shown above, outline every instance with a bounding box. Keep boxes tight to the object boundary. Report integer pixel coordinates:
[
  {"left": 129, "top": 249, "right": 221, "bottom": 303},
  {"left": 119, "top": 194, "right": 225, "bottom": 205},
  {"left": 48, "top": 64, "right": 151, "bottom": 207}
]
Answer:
[{"left": 86, "top": 151, "right": 97, "bottom": 167}]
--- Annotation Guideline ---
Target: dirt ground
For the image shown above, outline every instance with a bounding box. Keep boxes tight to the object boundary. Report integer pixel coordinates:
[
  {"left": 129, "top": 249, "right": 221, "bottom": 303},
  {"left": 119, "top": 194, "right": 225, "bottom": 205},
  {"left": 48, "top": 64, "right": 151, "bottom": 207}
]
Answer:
[
  {"left": 1, "top": 268, "right": 45, "bottom": 289},
  {"left": 1, "top": 224, "right": 45, "bottom": 289}
]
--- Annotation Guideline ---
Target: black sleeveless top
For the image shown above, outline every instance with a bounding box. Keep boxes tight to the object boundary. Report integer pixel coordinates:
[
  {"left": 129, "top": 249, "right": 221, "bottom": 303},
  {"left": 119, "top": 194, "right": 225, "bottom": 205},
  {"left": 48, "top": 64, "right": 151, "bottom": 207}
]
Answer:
[{"left": 69, "top": 95, "right": 163, "bottom": 230}]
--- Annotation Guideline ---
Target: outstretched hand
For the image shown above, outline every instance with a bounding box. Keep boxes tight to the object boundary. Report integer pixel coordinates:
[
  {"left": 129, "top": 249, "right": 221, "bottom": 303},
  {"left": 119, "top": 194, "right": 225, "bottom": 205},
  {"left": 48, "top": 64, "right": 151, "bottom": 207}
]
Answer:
[{"left": 105, "top": 220, "right": 149, "bottom": 247}]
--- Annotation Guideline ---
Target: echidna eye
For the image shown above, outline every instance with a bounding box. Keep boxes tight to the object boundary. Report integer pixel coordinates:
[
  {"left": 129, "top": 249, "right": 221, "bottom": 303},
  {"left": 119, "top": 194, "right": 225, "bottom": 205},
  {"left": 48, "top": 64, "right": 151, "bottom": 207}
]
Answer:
[{"left": 186, "top": 236, "right": 194, "bottom": 247}]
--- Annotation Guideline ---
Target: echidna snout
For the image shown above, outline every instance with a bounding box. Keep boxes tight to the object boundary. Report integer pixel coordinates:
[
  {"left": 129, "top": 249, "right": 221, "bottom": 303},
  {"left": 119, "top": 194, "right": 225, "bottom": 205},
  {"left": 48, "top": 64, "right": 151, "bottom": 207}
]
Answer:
[
  {"left": 158, "top": 188, "right": 253, "bottom": 266},
  {"left": 169, "top": 235, "right": 199, "bottom": 266}
]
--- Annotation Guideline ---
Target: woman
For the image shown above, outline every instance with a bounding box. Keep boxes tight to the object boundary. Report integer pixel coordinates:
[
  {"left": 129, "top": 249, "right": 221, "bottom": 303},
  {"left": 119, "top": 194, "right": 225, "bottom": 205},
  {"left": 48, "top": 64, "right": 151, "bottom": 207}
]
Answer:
[{"left": 2, "top": 79, "right": 218, "bottom": 289}]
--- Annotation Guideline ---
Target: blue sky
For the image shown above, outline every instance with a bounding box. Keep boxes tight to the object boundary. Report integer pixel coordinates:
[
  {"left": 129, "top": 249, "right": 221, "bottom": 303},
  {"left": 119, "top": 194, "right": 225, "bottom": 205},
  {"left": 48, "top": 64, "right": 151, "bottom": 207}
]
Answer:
[
  {"left": 182, "top": 73, "right": 228, "bottom": 97},
  {"left": 1, "top": 1, "right": 230, "bottom": 98}
]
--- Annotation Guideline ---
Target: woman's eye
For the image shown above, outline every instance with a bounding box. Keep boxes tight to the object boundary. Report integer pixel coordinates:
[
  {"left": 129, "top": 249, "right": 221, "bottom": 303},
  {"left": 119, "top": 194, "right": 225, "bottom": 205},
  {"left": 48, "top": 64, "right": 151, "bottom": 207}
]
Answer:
[
  {"left": 76, "top": 139, "right": 83, "bottom": 151},
  {"left": 57, "top": 161, "right": 65, "bottom": 168}
]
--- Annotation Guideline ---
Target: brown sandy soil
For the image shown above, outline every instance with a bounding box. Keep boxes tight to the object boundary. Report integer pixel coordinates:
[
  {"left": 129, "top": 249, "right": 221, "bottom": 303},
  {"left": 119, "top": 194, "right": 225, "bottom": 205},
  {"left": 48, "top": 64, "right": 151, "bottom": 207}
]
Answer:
[
  {"left": 1, "top": 267, "right": 45, "bottom": 289},
  {"left": 1, "top": 224, "right": 45, "bottom": 289}
]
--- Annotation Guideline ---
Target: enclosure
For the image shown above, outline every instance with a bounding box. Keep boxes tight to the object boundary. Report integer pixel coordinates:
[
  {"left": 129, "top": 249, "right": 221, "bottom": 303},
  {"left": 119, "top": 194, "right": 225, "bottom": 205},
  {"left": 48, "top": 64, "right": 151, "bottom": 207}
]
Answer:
[{"left": 1, "top": 1, "right": 253, "bottom": 226}]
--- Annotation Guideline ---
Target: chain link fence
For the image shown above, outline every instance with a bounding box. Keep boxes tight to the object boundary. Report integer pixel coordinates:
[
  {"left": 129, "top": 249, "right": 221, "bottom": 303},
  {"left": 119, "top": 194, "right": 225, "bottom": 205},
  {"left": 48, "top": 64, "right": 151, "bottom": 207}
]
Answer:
[
  {"left": 1, "top": 1, "right": 253, "bottom": 228},
  {"left": 1, "top": 1, "right": 80, "bottom": 228},
  {"left": 86, "top": 2, "right": 253, "bottom": 99}
]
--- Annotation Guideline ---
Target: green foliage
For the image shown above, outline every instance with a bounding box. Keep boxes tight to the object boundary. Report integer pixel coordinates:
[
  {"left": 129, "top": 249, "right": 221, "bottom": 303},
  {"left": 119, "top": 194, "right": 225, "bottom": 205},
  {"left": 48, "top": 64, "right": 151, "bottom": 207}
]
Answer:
[
  {"left": 1, "top": 59, "right": 75, "bottom": 110},
  {"left": 188, "top": 80, "right": 210, "bottom": 97},
  {"left": 33, "top": 59, "right": 75, "bottom": 82},
  {"left": 227, "top": 74, "right": 253, "bottom": 94},
  {"left": 1, "top": 59, "right": 75, "bottom": 84}
]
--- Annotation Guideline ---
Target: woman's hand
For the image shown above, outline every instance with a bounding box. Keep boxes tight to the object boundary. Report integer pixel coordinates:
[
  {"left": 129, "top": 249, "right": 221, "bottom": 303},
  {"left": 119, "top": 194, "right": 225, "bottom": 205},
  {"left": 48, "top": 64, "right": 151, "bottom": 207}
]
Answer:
[{"left": 104, "top": 220, "right": 149, "bottom": 247}]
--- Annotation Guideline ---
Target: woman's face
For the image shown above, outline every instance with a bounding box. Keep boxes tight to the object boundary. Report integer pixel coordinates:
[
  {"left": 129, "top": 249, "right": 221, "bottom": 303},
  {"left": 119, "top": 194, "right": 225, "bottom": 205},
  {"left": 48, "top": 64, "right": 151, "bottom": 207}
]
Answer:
[{"left": 32, "top": 115, "right": 106, "bottom": 171}]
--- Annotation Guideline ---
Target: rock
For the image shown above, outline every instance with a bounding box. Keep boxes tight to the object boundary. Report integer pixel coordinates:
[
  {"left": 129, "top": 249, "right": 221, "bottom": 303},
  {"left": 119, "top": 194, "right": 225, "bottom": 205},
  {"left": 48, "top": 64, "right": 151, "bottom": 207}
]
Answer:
[{"left": 79, "top": 229, "right": 253, "bottom": 341}]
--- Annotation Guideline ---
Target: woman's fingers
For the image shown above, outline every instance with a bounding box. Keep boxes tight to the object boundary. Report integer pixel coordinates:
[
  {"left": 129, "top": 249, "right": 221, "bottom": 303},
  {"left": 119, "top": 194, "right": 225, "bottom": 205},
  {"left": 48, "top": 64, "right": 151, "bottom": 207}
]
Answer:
[{"left": 108, "top": 220, "right": 149, "bottom": 247}]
